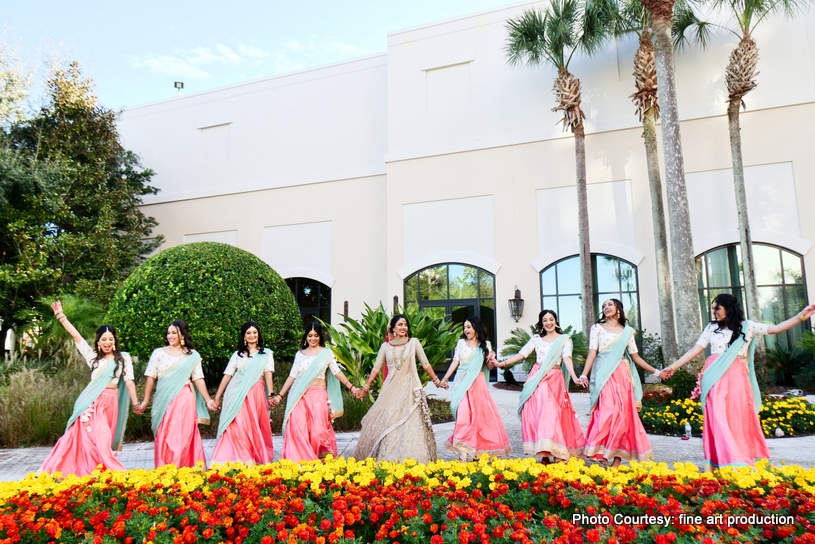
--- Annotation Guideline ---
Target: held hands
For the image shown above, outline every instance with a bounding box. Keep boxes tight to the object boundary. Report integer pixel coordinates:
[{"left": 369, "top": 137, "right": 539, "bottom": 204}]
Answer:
[
  {"left": 575, "top": 375, "right": 589, "bottom": 388},
  {"left": 269, "top": 395, "right": 283, "bottom": 408},
  {"left": 133, "top": 401, "right": 146, "bottom": 415},
  {"left": 658, "top": 368, "right": 675, "bottom": 380},
  {"left": 207, "top": 399, "right": 220, "bottom": 412}
]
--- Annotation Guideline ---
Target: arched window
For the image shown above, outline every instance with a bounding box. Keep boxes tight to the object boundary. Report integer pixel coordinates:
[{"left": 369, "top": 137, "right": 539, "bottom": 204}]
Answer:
[
  {"left": 696, "top": 244, "right": 809, "bottom": 351},
  {"left": 404, "top": 264, "right": 496, "bottom": 378},
  {"left": 285, "top": 277, "right": 332, "bottom": 327},
  {"left": 540, "top": 255, "right": 640, "bottom": 332}
]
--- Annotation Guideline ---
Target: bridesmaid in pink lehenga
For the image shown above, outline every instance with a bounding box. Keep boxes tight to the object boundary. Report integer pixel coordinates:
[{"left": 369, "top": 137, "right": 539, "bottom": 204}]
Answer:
[
  {"left": 665, "top": 294, "right": 815, "bottom": 472},
  {"left": 136, "top": 321, "right": 217, "bottom": 469},
  {"left": 580, "top": 299, "right": 662, "bottom": 467},
  {"left": 271, "top": 322, "right": 360, "bottom": 462},
  {"left": 210, "top": 321, "right": 275, "bottom": 465},
  {"left": 496, "top": 309, "right": 586, "bottom": 463},
  {"left": 40, "top": 301, "right": 140, "bottom": 477},
  {"left": 440, "top": 316, "right": 511, "bottom": 462}
]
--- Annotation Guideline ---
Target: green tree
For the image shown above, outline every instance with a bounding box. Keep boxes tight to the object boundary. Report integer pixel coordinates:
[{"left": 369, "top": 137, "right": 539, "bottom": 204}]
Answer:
[
  {"left": 105, "top": 242, "right": 302, "bottom": 385},
  {"left": 707, "top": 0, "right": 812, "bottom": 370},
  {"left": 1, "top": 61, "right": 162, "bottom": 309},
  {"left": 505, "top": 0, "right": 613, "bottom": 335},
  {"left": 639, "top": 0, "right": 704, "bottom": 362},
  {"left": 612, "top": 0, "right": 710, "bottom": 363},
  {"left": 0, "top": 147, "right": 64, "bottom": 337}
]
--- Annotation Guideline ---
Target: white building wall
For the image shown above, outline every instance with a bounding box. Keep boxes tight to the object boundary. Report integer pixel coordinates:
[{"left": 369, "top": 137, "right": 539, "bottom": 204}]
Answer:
[{"left": 120, "top": 2, "right": 815, "bottom": 343}]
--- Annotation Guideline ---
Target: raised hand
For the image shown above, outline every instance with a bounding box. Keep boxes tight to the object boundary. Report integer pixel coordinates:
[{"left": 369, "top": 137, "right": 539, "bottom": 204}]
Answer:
[{"left": 51, "top": 300, "right": 63, "bottom": 316}]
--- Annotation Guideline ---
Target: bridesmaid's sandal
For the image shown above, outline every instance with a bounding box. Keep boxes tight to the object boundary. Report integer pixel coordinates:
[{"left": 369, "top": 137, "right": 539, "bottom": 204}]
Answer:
[{"left": 459, "top": 453, "right": 468, "bottom": 463}]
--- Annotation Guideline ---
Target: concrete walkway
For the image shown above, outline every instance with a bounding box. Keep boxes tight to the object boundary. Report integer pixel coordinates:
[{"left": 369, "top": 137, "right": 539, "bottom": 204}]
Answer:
[{"left": 1, "top": 385, "right": 813, "bottom": 482}]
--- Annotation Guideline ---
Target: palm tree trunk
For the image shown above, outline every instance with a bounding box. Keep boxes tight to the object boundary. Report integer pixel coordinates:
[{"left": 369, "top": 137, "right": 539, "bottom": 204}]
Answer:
[
  {"left": 574, "top": 121, "right": 595, "bottom": 335},
  {"left": 649, "top": 12, "right": 702, "bottom": 364},
  {"left": 727, "top": 49, "right": 767, "bottom": 382},
  {"left": 643, "top": 105, "right": 679, "bottom": 362}
]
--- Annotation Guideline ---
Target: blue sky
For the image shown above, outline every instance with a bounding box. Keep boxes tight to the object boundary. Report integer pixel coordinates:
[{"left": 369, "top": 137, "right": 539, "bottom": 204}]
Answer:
[{"left": 4, "top": 0, "right": 517, "bottom": 110}]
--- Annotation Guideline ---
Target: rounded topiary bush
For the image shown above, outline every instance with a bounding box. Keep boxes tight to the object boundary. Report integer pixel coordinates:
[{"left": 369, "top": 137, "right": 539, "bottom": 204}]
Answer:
[{"left": 106, "top": 242, "right": 302, "bottom": 385}]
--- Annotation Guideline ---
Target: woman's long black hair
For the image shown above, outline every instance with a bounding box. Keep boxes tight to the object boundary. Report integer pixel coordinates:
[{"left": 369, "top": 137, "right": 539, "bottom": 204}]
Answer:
[
  {"left": 535, "top": 309, "right": 563, "bottom": 337},
  {"left": 711, "top": 293, "right": 746, "bottom": 347},
  {"left": 237, "top": 321, "right": 267, "bottom": 357},
  {"left": 597, "top": 298, "right": 627, "bottom": 328},
  {"left": 91, "top": 325, "right": 126, "bottom": 377},
  {"left": 462, "top": 316, "right": 490, "bottom": 354}
]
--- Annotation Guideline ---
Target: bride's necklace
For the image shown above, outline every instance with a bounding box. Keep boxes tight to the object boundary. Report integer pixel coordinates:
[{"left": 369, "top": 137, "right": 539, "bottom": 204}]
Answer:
[{"left": 390, "top": 337, "right": 409, "bottom": 369}]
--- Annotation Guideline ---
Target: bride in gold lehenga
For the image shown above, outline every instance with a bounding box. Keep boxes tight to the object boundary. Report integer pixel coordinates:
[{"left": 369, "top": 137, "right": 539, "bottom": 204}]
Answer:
[{"left": 353, "top": 314, "right": 447, "bottom": 463}]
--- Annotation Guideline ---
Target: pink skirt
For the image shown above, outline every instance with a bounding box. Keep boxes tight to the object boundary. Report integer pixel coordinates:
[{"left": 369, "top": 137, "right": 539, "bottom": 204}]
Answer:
[
  {"left": 584, "top": 360, "right": 652, "bottom": 462},
  {"left": 40, "top": 388, "right": 126, "bottom": 477},
  {"left": 702, "top": 354, "right": 769, "bottom": 470},
  {"left": 281, "top": 386, "right": 337, "bottom": 462},
  {"left": 154, "top": 384, "right": 206, "bottom": 468},
  {"left": 446, "top": 374, "right": 512, "bottom": 458},
  {"left": 521, "top": 364, "right": 585, "bottom": 460},
  {"left": 211, "top": 380, "right": 274, "bottom": 465}
]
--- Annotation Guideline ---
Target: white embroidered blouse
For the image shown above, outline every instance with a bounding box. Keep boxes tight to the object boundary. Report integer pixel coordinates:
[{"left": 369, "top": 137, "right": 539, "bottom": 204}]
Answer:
[
  {"left": 695, "top": 321, "right": 771, "bottom": 358},
  {"left": 589, "top": 324, "right": 639, "bottom": 353},
  {"left": 75, "top": 339, "right": 135, "bottom": 386},
  {"left": 144, "top": 348, "right": 205, "bottom": 380},
  {"left": 452, "top": 339, "right": 493, "bottom": 365},
  {"left": 223, "top": 349, "right": 275, "bottom": 376},
  {"left": 518, "top": 335, "right": 573, "bottom": 363},
  {"left": 288, "top": 349, "right": 341, "bottom": 381}
]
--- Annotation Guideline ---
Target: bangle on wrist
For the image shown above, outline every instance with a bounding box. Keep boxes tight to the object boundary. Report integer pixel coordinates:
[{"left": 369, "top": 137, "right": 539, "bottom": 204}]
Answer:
[{"left": 798, "top": 313, "right": 808, "bottom": 321}]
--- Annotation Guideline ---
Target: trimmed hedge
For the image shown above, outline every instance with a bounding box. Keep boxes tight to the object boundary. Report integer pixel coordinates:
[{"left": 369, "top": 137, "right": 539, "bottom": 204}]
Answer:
[{"left": 105, "top": 242, "right": 302, "bottom": 385}]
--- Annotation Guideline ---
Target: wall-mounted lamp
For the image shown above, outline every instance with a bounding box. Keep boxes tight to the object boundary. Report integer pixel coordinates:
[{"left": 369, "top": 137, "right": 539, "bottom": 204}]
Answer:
[{"left": 508, "top": 286, "right": 524, "bottom": 322}]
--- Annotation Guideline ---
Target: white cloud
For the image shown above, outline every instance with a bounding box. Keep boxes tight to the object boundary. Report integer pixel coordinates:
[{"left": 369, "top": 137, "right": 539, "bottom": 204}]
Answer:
[{"left": 131, "top": 37, "right": 368, "bottom": 80}]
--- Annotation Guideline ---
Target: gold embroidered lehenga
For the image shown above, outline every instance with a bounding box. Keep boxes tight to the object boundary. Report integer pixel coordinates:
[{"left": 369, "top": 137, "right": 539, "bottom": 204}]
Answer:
[{"left": 353, "top": 338, "right": 437, "bottom": 463}]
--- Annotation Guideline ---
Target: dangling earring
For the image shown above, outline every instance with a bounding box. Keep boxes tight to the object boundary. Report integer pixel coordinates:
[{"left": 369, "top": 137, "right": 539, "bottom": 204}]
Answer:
[
  {"left": 181, "top": 338, "right": 185, "bottom": 347},
  {"left": 615, "top": 312, "right": 620, "bottom": 320},
  {"left": 97, "top": 343, "right": 101, "bottom": 350}
]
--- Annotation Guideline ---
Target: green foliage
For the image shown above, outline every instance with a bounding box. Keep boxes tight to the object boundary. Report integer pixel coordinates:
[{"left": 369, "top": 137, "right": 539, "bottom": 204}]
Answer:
[
  {"left": 505, "top": 0, "right": 614, "bottom": 70},
  {"left": 105, "top": 242, "right": 302, "bottom": 386},
  {"left": 0, "top": 60, "right": 162, "bottom": 335},
  {"left": 30, "top": 295, "right": 106, "bottom": 360},
  {"left": 766, "top": 343, "right": 813, "bottom": 385},
  {"left": 323, "top": 303, "right": 462, "bottom": 395},
  {"left": 0, "top": 360, "right": 88, "bottom": 447},
  {"left": 665, "top": 368, "right": 698, "bottom": 400}
]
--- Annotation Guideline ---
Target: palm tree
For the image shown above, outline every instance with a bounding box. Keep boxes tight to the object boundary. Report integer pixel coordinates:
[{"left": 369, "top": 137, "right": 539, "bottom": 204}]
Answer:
[
  {"left": 640, "top": 0, "right": 703, "bottom": 360},
  {"left": 709, "top": 0, "right": 811, "bottom": 335},
  {"left": 505, "top": 0, "right": 612, "bottom": 335},
  {"left": 614, "top": 0, "right": 710, "bottom": 362}
]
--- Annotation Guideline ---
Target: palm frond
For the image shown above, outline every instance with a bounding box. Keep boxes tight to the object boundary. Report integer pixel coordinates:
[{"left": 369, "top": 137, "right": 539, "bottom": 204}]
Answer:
[
  {"left": 505, "top": 9, "right": 554, "bottom": 68},
  {"left": 707, "top": 0, "right": 812, "bottom": 34},
  {"left": 673, "top": 0, "right": 713, "bottom": 50},
  {"left": 581, "top": 0, "right": 618, "bottom": 53},
  {"left": 505, "top": 0, "right": 617, "bottom": 70}
]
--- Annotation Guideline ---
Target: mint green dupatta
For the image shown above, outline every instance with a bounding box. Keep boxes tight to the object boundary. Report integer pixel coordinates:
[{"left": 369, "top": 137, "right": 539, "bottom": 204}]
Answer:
[
  {"left": 589, "top": 325, "right": 641, "bottom": 411},
  {"left": 66, "top": 356, "right": 131, "bottom": 450},
  {"left": 217, "top": 351, "right": 270, "bottom": 438},
  {"left": 449, "top": 348, "right": 489, "bottom": 419},
  {"left": 151, "top": 350, "right": 210, "bottom": 434},
  {"left": 283, "top": 348, "right": 344, "bottom": 435},
  {"left": 700, "top": 321, "right": 760, "bottom": 413},
  {"left": 517, "top": 335, "right": 569, "bottom": 419}
]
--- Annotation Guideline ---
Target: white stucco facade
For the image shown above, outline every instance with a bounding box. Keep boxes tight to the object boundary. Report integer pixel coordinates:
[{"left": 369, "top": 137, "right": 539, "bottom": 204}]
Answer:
[{"left": 119, "top": 1, "right": 815, "bottom": 346}]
